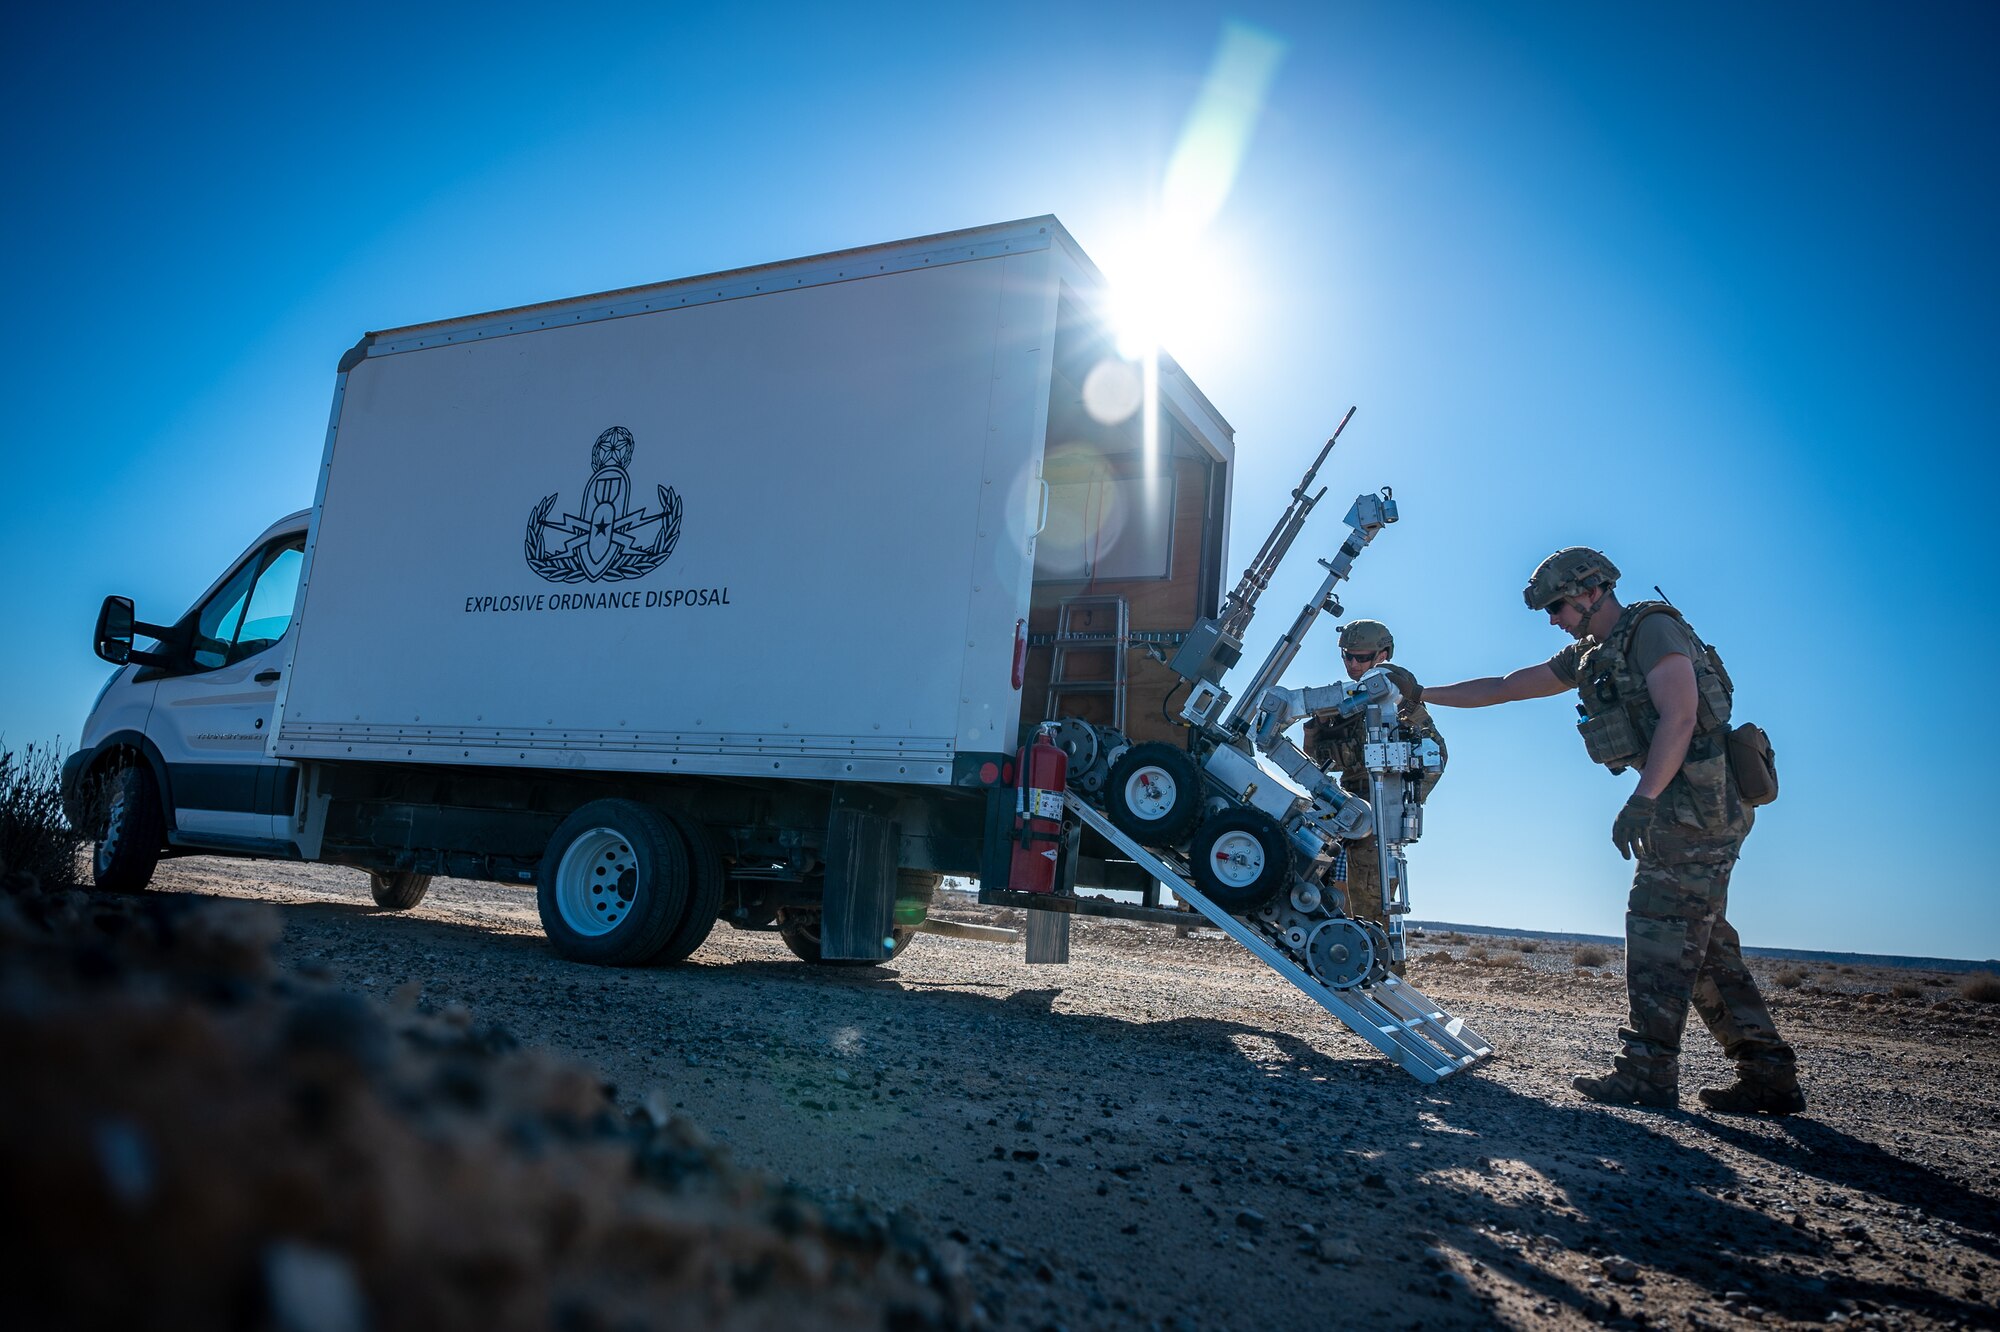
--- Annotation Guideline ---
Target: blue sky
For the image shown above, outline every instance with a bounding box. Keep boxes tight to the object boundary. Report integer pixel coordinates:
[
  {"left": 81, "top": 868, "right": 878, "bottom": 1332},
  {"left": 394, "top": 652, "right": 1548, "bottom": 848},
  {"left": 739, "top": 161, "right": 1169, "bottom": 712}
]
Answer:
[{"left": 5, "top": 2, "right": 1995, "bottom": 959}]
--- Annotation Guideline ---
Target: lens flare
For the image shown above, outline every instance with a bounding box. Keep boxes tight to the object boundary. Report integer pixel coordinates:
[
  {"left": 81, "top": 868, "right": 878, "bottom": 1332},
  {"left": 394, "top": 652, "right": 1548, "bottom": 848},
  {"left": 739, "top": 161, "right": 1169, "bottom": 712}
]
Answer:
[
  {"left": 1105, "top": 19, "right": 1286, "bottom": 383},
  {"left": 1162, "top": 22, "right": 1287, "bottom": 244},
  {"left": 1082, "top": 357, "right": 1143, "bottom": 425}
]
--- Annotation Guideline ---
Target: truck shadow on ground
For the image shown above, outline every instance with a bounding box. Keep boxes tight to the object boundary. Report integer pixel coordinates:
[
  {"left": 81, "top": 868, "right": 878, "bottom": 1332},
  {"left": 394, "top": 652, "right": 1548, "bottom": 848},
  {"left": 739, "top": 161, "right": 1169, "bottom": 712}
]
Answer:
[{"left": 261, "top": 896, "right": 1997, "bottom": 1330}]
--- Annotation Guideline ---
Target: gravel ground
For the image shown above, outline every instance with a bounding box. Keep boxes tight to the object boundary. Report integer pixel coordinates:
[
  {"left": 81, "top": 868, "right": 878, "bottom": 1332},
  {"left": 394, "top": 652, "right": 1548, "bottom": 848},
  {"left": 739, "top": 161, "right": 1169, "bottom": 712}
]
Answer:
[{"left": 88, "top": 858, "right": 2000, "bottom": 1330}]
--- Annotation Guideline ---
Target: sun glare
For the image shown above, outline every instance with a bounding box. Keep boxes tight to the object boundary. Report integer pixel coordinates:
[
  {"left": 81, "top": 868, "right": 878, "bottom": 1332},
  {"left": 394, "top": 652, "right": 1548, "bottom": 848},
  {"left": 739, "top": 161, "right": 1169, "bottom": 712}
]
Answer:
[
  {"left": 1102, "top": 21, "right": 1285, "bottom": 365},
  {"left": 1106, "top": 236, "right": 1239, "bottom": 364}
]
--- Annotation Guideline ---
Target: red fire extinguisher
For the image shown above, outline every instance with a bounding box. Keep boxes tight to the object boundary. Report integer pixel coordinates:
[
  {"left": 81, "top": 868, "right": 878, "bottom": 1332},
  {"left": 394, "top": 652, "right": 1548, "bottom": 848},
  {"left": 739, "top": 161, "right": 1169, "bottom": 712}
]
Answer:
[{"left": 1010, "top": 723, "right": 1069, "bottom": 894}]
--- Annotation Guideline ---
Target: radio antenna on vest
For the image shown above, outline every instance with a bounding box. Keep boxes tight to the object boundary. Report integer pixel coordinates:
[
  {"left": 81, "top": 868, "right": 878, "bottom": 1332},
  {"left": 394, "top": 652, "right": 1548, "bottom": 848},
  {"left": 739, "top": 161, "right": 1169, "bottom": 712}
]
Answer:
[{"left": 1654, "top": 584, "right": 1674, "bottom": 605}]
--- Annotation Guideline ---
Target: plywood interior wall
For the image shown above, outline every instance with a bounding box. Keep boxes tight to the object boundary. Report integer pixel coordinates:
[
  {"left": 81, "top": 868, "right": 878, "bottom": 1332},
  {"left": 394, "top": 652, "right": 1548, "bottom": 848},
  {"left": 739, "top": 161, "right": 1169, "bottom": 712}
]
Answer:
[{"left": 1022, "top": 450, "right": 1216, "bottom": 747}]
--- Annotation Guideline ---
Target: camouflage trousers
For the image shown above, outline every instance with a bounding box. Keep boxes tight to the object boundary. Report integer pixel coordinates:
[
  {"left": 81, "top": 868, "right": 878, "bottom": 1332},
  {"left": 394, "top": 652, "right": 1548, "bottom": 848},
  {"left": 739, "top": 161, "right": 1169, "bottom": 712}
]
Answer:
[
  {"left": 1339, "top": 839, "right": 1406, "bottom": 978},
  {"left": 1621, "top": 834, "right": 1794, "bottom": 1079}
]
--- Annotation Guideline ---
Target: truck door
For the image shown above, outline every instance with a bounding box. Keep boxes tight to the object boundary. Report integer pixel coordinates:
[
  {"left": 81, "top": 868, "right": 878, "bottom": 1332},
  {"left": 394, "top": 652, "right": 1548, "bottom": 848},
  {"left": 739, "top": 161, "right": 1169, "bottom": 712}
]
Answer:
[{"left": 152, "top": 533, "right": 306, "bottom": 845}]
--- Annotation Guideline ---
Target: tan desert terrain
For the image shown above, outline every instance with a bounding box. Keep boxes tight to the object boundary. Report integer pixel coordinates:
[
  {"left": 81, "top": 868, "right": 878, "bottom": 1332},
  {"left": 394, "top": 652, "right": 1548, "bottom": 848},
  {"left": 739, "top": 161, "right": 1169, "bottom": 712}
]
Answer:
[{"left": 7, "top": 856, "right": 1998, "bottom": 1331}]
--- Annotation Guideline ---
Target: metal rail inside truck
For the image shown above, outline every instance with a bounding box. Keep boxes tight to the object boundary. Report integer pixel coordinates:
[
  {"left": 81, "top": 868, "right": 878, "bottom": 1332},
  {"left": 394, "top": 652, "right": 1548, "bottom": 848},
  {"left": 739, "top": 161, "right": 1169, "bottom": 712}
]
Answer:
[{"left": 66, "top": 216, "right": 1490, "bottom": 1082}]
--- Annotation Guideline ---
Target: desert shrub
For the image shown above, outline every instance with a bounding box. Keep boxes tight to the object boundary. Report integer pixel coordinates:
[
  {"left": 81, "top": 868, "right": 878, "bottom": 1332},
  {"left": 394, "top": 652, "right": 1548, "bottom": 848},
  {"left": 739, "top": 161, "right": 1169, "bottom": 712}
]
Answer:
[
  {"left": 1466, "top": 943, "right": 1490, "bottom": 961},
  {"left": 1488, "top": 950, "right": 1527, "bottom": 968},
  {"left": 1891, "top": 981, "right": 1923, "bottom": 1000},
  {"left": 1573, "top": 944, "right": 1611, "bottom": 969},
  {"left": 1962, "top": 973, "right": 2000, "bottom": 1004},
  {"left": 1774, "top": 967, "right": 1808, "bottom": 989},
  {"left": 1518, "top": 940, "right": 1540, "bottom": 954},
  {"left": 0, "top": 741, "right": 84, "bottom": 894}
]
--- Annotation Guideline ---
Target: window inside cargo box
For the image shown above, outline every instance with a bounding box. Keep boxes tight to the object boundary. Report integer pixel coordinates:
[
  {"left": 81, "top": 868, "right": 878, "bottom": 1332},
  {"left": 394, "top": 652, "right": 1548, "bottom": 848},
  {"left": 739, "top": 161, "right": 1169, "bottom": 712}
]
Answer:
[
  {"left": 1035, "top": 295, "right": 1199, "bottom": 586},
  {"left": 1037, "top": 465, "right": 1176, "bottom": 581}
]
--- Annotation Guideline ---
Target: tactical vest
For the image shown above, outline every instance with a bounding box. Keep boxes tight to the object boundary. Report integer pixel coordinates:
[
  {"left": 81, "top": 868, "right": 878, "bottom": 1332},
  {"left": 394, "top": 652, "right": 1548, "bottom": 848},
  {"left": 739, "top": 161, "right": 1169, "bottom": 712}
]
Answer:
[{"left": 1574, "top": 601, "right": 1743, "bottom": 839}]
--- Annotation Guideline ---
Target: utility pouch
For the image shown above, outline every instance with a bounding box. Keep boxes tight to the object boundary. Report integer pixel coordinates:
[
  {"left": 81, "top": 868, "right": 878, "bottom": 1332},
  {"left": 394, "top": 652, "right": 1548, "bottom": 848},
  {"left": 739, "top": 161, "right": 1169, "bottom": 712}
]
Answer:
[
  {"left": 1727, "top": 722, "right": 1779, "bottom": 806},
  {"left": 1577, "top": 707, "right": 1643, "bottom": 773}
]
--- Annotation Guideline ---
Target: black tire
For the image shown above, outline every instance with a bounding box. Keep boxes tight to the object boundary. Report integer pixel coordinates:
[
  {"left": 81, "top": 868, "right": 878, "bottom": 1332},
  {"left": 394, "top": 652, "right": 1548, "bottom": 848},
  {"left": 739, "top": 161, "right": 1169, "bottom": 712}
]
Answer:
[
  {"left": 653, "top": 810, "right": 724, "bottom": 964},
  {"left": 1105, "top": 742, "right": 1202, "bottom": 847},
  {"left": 894, "top": 869, "right": 940, "bottom": 928},
  {"left": 92, "top": 764, "right": 165, "bottom": 894},
  {"left": 777, "top": 908, "right": 918, "bottom": 966},
  {"left": 536, "top": 799, "right": 689, "bottom": 967},
  {"left": 1189, "top": 806, "right": 1293, "bottom": 915},
  {"left": 369, "top": 870, "right": 432, "bottom": 910}
]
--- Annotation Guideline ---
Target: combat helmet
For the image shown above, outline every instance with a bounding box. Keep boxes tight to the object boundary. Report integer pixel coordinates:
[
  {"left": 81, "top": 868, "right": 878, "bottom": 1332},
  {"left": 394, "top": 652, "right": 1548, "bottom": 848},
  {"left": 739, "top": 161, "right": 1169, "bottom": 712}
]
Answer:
[
  {"left": 1523, "top": 547, "right": 1620, "bottom": 611},
  {"left": 1338, "top": 619, "right": 1394, "bottom": 656}
]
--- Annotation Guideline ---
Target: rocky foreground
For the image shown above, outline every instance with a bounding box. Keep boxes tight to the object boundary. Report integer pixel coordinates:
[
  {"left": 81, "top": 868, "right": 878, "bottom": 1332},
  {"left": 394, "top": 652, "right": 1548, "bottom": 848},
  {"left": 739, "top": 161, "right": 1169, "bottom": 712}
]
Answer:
[
  {"left": 0, "top": 879, "right": 965, "bottom": 1331},
  {"left": 7, "top": 856, "right": 1999, "bottom": 1331}
]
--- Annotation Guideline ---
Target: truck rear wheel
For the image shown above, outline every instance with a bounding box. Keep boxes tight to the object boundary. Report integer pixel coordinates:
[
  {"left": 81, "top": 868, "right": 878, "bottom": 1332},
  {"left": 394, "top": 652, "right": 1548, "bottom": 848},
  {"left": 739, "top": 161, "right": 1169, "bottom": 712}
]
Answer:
[
  {"left": 1105, "top": 742, "right": 1202, "bottom": 847},
  {"left": 653, "top": 810, "right": 724, "bottom": 964},
  {"left": 369, "top": 871, "right": 432, "bottom": 911},
  {"left": 93, "top": 764, "right": 165, "bottom": 894},
  {"left": 537, "top": 799, "right": 689, "bottom": 966}
]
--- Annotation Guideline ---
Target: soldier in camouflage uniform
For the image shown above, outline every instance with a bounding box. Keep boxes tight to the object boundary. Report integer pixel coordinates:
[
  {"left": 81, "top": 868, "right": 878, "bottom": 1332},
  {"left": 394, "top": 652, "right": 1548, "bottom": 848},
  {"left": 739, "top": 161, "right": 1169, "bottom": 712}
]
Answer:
[
  {"left": 1302, "top": 620, "right": 1446, "bottom": 973},
  {"left": 1425, "top": 549, "right": 1802, "bottom": 1114}
]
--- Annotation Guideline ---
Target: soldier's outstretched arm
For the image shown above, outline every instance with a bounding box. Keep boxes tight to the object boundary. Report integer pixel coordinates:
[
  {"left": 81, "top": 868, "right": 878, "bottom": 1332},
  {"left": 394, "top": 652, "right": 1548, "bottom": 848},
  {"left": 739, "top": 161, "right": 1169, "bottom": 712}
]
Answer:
[{"left": 1426, "top": 663, "right": 1568, "bottom": 709}]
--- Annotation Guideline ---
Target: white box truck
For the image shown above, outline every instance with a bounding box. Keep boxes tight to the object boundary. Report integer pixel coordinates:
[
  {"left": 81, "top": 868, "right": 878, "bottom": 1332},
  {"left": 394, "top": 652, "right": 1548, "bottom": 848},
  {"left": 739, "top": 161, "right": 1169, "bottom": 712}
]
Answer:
[{"left": 67, "top": 217, "right": 1489, "bottom": 1080}]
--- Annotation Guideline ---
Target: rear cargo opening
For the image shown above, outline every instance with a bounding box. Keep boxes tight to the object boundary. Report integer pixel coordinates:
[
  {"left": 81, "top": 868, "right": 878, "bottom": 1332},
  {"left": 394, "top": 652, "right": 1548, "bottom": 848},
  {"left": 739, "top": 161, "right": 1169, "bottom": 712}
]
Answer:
[{"left": 1021, "top": 296, "right": 1226, "bottom": 747}]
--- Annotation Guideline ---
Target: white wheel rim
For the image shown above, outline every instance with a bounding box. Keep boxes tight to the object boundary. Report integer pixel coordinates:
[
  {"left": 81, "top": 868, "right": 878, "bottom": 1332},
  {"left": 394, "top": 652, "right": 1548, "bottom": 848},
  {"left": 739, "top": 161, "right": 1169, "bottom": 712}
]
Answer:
[
  {"left": 555, "top": 827, "right": 640, "bottom": 936},
  {"left": 1122, "top": 765, "right": 1179, "bottom": 822},
  {"left": 1208, "top": 829, "right": 1265, "bottom": 888}
]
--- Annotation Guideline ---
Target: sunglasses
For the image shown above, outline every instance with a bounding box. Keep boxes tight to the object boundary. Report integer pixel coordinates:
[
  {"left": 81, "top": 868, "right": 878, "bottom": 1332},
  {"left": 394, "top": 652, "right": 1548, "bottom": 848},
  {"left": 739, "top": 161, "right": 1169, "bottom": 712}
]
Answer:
[{"left": 1342, "top": 650, "right": 1381, "bottom": 664}]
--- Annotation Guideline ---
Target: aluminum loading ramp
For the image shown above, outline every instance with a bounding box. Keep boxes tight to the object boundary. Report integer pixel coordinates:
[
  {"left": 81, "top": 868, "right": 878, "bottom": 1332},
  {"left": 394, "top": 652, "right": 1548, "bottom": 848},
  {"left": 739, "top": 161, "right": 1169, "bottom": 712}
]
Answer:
[{"left": 1065, "top": 794, "right": 1492, "bottom": 1084}]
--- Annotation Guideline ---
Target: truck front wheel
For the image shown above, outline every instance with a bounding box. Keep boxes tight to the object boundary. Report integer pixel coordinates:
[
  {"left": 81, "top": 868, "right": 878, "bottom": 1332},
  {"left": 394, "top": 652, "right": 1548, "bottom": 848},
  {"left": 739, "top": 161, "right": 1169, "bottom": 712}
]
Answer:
[
  {"left": 537, "top": 799, "right": 690, "bottom": 966},
  {"left": 93, "top": 764, "right": 165, "bottom": 894}
]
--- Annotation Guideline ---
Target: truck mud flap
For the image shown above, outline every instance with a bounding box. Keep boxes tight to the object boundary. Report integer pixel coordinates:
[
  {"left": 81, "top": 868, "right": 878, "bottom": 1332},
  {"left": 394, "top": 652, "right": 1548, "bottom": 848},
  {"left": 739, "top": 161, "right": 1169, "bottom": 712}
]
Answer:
[
  {"left": 1065, "top": 793, "right": 1491, "bottom": 1084},
  {"left": 820, "top": 807, "right": 898, "bottom": 961}
]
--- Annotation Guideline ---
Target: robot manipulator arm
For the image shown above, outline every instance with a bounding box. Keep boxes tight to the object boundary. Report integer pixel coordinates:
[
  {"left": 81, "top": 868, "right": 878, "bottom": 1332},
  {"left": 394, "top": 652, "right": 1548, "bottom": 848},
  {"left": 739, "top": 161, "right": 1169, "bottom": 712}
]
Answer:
[
  {"left": 1255, "top": 732, "right": 1375, "bottom": 842},
  {"left": 1250, "top": 680, "right": 1374, "bottom": 749}
]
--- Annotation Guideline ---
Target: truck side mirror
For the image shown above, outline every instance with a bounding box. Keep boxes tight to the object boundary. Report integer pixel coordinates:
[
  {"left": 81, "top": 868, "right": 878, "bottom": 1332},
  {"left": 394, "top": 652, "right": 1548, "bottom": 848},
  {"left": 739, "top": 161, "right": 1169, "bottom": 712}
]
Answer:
[
  {"left": 94, "top": 596, "right": 135, "bottom": 664},
  {"left": 94, "top": 596, "right": 178, "bottom": 669}
]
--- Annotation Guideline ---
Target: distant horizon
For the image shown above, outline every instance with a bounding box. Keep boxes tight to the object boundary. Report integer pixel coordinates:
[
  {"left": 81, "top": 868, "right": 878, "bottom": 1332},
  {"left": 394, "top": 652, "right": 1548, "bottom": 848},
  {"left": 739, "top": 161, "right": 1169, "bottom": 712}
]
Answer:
[
  {"left": 936, "top": 882, "right": 2000, "bottom": 971},
  {"left": 1405, "top": 920, "right": 1999, "bottom": 973}
]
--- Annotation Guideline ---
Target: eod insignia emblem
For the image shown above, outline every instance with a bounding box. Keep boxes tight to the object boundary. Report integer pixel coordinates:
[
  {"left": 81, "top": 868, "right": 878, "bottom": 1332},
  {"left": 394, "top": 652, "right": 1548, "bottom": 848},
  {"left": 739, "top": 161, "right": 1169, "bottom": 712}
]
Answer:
[{"left": 524, "top": 426, "right": 683, "bottom": 583}]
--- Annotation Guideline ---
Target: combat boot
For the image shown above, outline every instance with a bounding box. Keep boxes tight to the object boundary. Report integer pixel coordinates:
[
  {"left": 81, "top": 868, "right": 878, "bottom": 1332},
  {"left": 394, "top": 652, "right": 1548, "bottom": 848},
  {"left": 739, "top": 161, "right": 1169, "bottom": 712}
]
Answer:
[
  {"left": 1698, "top": 1067, "right": 1805, "bottom": 1116},
  {"left": 1573, "top": 1051, "right": 1678, "bottom": 1109}
]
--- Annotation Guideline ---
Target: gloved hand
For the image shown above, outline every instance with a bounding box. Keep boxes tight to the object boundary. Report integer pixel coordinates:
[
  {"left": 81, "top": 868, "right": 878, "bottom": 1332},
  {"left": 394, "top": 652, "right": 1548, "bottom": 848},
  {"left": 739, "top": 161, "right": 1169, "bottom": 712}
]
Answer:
[
  {"left": 1383, "top": 663, "right": 1423, "bottom": 705},
  {"left": 1612, "top": 794, "right": 1657, "bottom": 860}
]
